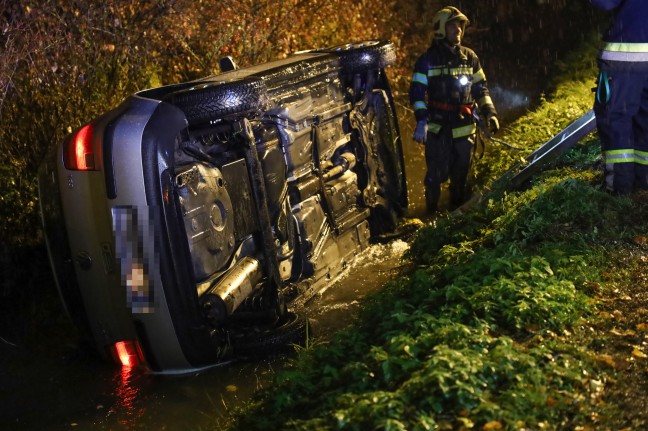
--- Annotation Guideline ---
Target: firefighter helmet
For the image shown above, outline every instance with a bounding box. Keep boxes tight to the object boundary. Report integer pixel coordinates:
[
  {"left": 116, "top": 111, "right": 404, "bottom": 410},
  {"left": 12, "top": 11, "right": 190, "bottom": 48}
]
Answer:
[{"left": 432, "top": 6, "right": 470, "bottom": 40}]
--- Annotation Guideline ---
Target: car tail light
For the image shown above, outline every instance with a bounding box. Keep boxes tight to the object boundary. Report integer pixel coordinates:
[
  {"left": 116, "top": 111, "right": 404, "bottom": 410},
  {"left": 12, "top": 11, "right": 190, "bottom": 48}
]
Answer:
[
  {"left": 111, "top": 340, "right": 143, "bottom": 368},
  {"left": 63, "top": 123, "right": 96, "bottom": 170}
]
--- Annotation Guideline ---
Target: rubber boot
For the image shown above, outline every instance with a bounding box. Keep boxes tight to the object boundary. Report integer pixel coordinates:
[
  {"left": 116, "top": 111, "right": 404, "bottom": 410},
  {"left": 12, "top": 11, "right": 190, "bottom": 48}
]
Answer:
[
  {"left": 449, "top": 183, "right": 466, "bottom": 210},
  {"left": 425, "top": 187, "right": 437, "bottom": 213}
]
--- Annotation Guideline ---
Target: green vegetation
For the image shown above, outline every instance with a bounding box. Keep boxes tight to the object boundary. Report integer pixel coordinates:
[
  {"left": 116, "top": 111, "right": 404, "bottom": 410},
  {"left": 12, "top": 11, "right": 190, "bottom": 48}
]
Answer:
[{"left": 223, "top": 38, "right": 648, "bottom": 431}]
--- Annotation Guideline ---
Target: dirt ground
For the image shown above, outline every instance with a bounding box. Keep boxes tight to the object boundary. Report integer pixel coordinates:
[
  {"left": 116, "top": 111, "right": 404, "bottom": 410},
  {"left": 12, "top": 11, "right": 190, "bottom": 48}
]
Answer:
[{"left": 582, "top": 195, "right": 648, "bottom": 430}]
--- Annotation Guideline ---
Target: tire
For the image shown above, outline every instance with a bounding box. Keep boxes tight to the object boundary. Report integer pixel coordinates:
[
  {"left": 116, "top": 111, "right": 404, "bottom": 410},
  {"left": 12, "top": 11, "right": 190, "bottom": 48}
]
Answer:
[
  {"left": 230, "top": 312, "right": 310, "bottom": 357},
  {"left": 371, "top": 90, "right": 407, "bottom": 215},
  {"left": 369, "top": 205, "right": 398, "bottom": 236},
  {"left": 168, "top": 78, "right": 268, "bottom": 125},
  {"left": 364, "top": 89, "right": 407, "bottom": 235},
  {"left": 324, "top": 40, "right": 396, "bottom": 74}
]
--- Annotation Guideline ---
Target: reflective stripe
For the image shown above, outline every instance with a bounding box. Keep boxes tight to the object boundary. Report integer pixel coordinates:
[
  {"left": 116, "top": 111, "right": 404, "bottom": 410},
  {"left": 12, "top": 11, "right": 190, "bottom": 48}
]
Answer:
[
  {"left": 604, "top": 149, "right": 635, "bottom": 164},
  {"left": 636, "top": 150, "right": 648, "bottom": 165},
  {"left": 428, "top": 66, "right": 472, "bottom": 77},
  {"left": 413, "top": 101, "right": 427, "bottom": 111},
  {"left": 472, "top": 68, "right": 486, "bottom": 83},
  {"left": 412, "top": 72, "right": 428, "bottom": 85},
  {"left": 606, "top": 156, "right": 635, "bottom": 163},
  {"left": 603, "top": 42, "right": 648, "bottom": 53},
  {"left": 600, "top": 50, "right": 648, "bottom": 62},
  {"left": 452, "top": 123, "right": 476, "bottom": 138},
  {"left": 427, "top": 121, "right": 443, "bottom": 134},
  {"left": 478, "top": 95, "right": 493, "bottom": 108},
  {"left": 424, "top": 121, "right": 475, "bottom": 137},
  {"left": 451, "top": 67, "right": 472, "bottom": 76}
]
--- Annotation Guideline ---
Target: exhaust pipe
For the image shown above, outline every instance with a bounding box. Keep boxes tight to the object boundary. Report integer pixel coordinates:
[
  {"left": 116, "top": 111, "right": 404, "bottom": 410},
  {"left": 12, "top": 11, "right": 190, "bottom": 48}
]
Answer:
[{"left": 200, "top": 256, "right": 262, "bottom": 323}]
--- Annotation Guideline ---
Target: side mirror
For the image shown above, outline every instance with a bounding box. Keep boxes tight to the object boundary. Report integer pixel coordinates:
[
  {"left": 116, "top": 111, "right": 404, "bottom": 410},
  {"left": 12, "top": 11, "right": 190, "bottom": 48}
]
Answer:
[{"left": 219, "top": 56, "right": 238, "bottom": 72}]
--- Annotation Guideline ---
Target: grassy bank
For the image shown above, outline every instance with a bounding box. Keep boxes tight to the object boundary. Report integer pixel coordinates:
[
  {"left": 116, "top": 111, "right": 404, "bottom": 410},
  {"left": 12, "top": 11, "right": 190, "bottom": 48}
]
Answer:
[{"left": 221, "top": 42, "right": 648, "bottom": 431}]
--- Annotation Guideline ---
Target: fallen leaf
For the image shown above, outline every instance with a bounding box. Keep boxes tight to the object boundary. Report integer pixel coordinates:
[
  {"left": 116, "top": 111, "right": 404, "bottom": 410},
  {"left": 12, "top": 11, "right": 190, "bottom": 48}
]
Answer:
[
  {"left": 546, "top": 395, "right": 557, "bottom": 407},
  {"left": 482, "top": 421, "right": 503, "bottom": 430},
  {"left": 589, "top": 379, "right": 604, "bottom": 394},
  {"left": 632, "top": 348, "right": 647, "bottom": 359},
  {"left": 226, "top": 384, "right": 238, "bottom": 392},
  {"left": 594, "top": 354, "right": 615, "bottom": 368},
  {"left": 637, "top": 323, "right": 648, "bottom": 332},
  {"left": 610, "top": 328, "right": 636, "bottom": 337},
  {"left": 614, "top": 357, "right": 632, "bottom": 370},
  {"left": 456, "top": 417, "right": 474, "bottom": 428},
  {"left": 632, "top": 236, "right": 648, "bottom": 245},
  {"left": 598, "top": 311, "right": 614, "bottom": 319}
]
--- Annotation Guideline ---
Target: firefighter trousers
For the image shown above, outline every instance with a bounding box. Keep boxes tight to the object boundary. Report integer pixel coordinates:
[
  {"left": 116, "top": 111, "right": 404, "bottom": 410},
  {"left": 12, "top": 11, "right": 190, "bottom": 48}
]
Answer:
[
  {"left": 424, "top": 128, "right": 473, "bottom": 212},
  {"left": 594, "top": 66, "right": 648, "bottom": 194}
]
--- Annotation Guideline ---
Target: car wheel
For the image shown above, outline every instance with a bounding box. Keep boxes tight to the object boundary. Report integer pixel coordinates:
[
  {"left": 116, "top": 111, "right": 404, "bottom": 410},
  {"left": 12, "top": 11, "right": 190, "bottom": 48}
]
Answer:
[
  {"left": 371, "top": 90, "right": 407, "bottom": 215},
  {"left": 168, "top": 78, "right": 268, "bottom": 125},
  {"left": 369, "top": 204, "right": 398, "bottom": 236},
  {"left": 362, "top": 89, "right": 406, "bottom": 236},
  {"left": 325, "top": 40, "right": 396, "bottom": 74},
  {"left": 230, "top": 312, "right": 310, "bottom": 357}
]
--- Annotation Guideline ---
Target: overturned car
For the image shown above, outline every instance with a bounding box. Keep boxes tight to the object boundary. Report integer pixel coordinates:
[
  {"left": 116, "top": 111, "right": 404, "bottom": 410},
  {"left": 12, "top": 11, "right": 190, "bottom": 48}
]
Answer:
[{"left": 38, "top": 40, "right": 407, "bottom": 373}]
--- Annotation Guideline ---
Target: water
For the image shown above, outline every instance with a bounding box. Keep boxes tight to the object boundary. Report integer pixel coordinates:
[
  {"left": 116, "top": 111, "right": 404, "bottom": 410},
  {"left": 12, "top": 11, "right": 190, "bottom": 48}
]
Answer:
[{"left": 1, "top": 237, "right": 415, "bottom": 431}]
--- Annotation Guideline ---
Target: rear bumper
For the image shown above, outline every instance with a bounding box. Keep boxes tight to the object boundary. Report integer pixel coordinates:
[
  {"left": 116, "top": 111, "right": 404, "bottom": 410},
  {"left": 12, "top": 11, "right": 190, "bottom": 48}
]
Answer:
[{"left": 39, "top": 97, "right": 228, "bottom": 372}]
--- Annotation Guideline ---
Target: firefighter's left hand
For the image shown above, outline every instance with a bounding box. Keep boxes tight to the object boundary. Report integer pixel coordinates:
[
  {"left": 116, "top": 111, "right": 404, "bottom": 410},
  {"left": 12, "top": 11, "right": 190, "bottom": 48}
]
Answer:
[
  {"left": 413, "top": 120, "right": 428, "bottom": 144},
  {"left": 488, "top": 115, "right": 500, "bottom": 134}
]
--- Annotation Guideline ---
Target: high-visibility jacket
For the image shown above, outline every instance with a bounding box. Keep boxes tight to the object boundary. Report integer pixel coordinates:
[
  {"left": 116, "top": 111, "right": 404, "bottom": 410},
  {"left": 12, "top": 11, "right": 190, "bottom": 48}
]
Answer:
[
  {"left": 409, "top": 40, "right": 497, "bottom": 139},
  {"left": 592, "top": 0, "right": 648, "bottom": 63}
]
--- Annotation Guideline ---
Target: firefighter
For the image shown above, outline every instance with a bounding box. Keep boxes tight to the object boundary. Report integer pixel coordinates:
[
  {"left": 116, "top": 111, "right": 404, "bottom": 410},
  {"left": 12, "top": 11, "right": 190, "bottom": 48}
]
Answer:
[
  {"left": 409, "top": 6, "right": 498, "bottom": 213},
  {"left": 592, "top": 0, "right": 648, "bottom": 195}
]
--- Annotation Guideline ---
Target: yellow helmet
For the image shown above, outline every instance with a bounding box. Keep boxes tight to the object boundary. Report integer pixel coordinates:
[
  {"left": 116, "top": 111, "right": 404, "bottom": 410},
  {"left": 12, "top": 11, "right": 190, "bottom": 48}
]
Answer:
[{"left": 432, "top": 6, "right": 470, "bottom": 40}]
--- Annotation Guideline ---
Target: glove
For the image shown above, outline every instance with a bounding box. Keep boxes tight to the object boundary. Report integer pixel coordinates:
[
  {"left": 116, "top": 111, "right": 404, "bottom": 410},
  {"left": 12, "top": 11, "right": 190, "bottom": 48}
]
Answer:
[
  {"left": 488, "top": 115, "right": 500, "bottom": 134},
  {"left": 413, "top": 120, "right": 428, "bottom": 144}
]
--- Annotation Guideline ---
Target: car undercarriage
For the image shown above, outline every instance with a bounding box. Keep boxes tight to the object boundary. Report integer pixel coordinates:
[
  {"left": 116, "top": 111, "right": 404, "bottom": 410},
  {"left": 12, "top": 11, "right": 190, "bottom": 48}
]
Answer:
[{"left": 38, "top": 41, "right": 407, "bottom": 372}]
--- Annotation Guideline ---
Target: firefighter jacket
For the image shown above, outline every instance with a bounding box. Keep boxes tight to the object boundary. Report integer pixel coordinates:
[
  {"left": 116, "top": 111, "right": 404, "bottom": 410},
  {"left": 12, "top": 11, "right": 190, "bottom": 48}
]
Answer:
[
  {"left": 409, "top": 40, "right": 497, "bottom": 139},
  {"left": 592, "top": 0, "right": 648, "bottom": 67}
]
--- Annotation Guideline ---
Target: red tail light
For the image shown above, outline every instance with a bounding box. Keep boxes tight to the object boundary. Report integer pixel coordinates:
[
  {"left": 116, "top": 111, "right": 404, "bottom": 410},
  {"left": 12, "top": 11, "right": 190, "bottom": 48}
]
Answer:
[
  {"left": 111, "top": 340, "right": 142, "bottom": 368},
  {"left": 63, "top": 123, "right": 96, "bottom": 170}
]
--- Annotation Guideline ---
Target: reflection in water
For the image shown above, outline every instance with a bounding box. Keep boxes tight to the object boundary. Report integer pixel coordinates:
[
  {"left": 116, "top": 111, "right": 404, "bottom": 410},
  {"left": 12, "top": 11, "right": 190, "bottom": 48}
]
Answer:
[{"left": 110, "top": 366, "right": 147, "bottom": 429}]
